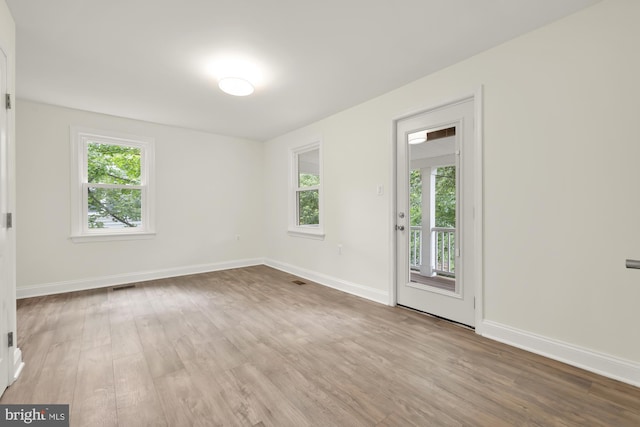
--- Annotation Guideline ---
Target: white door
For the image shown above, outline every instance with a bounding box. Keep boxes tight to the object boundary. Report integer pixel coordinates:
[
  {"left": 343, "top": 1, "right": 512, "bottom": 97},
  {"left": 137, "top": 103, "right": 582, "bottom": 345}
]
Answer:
[
  {"left": 396, "top": 97, "right": 476, "bottom": 327},
  {"left": 0, "top": 48, "right": 9, "bottom": 396}
]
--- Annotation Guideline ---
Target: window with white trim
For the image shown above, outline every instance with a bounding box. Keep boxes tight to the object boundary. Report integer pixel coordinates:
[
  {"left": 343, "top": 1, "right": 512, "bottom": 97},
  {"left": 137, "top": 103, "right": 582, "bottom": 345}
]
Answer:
[
  {"left": 289, "top": 140, "right": 324, "bottom": 239},
  {"left": 70, "top": 127, "right": 155, "bottom": 242}
]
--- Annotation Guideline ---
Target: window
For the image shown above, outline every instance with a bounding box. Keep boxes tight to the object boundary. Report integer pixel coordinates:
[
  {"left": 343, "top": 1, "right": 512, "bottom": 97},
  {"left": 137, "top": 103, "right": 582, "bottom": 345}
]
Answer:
[
  {"left": 289, "top": 140, "right": 324, "bottom": 239},
  {"left": 70, "top": 127, "right": 155, "bottom": 242}
]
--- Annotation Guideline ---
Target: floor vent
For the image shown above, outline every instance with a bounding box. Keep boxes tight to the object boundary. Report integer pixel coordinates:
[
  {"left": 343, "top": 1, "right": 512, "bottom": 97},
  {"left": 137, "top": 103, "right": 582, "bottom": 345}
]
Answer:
[
  {"left": 112, "top": 284, "right": 136, "bottom": 291},
  {"left": 291, "top": 280, "right": 307, "bottom": 285}
]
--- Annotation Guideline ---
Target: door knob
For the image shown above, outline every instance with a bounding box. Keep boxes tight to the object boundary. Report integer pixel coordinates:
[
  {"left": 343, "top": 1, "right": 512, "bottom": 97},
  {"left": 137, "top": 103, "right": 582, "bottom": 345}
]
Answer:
[{"left": 396, "top": 225, "right": 405, "bottom": 231}]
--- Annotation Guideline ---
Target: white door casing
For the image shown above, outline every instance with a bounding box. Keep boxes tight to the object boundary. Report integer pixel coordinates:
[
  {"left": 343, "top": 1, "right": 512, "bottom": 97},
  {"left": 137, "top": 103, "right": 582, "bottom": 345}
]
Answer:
[{"left": 0, "top": 47, "right": 9, "bottom": 396}]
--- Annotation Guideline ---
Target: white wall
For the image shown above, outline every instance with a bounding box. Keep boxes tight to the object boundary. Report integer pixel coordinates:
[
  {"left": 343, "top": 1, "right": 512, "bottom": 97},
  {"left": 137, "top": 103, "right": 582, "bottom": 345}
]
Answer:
[
  {"left": 264, "top": 0, "right": 640, "bottom": 369},
  {"left": 263, "top": 112, "right": 392, "bottom": 303},
  {"left": 16, "top": 101, "right": 264, "bottom": 294}
]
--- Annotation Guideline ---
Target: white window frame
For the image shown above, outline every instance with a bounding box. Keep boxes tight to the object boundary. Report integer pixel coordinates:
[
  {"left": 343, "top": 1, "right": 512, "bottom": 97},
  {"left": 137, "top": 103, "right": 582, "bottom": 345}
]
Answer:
[
  {"left": 70, "top": 127, "right": 156, "bottom": 242},
  {"left": 288, "top": 139, "right": 324, "bottom": 239}
]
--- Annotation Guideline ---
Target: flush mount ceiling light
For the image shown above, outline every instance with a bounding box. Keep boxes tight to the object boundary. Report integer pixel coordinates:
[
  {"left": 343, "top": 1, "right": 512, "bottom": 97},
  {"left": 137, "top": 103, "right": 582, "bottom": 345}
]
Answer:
[
  {"left": 408, "top": 132, "right": 427, "bottom": 145},
  {"left": 218, "top": 77, "right": 254, "bottom": 96},
  {"left": 205, "top": 55, "right": 266, "bottom": 97}
]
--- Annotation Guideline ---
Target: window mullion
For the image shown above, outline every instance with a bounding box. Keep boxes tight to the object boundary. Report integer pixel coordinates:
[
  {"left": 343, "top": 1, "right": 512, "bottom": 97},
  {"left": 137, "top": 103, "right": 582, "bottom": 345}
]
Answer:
[{"left": 87, "top": 183, "right": 145, "bottom": 190}]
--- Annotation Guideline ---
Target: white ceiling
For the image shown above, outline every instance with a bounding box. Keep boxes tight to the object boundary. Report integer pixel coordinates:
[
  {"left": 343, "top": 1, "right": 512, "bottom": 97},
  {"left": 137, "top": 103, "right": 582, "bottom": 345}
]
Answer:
[{"left": 7, "top": 0, "right": 598, "bottom": 141}]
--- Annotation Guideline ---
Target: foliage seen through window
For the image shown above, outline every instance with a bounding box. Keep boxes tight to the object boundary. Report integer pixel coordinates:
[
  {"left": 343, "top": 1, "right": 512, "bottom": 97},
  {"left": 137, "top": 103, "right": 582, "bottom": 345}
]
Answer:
[
  {"left": 87, "top": 143, "right": 142, "bottom": 229},
  {"left": 297, "top": 172, "right": 320, "bottom": 225}
]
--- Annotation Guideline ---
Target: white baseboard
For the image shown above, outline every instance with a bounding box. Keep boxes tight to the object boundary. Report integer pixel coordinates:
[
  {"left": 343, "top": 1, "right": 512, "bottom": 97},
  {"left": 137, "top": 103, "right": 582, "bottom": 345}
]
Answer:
[
  {"left": 482, "top": 320, "right": 640, "bottom": 388},
  {"left": 11, "top": 347, "right": 24, "bottom": 384},
  {"left": 264, "top": 258, "right": 389, "bottom": 305},
  {"left": 16, "top": 258, "right": 264, "bottom": 299}
]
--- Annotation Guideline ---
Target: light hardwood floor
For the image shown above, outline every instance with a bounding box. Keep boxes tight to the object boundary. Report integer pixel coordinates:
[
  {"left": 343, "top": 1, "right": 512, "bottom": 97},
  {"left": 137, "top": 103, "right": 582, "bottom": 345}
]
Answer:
[{"left": 2, "top": 265, "right": 639, "bottom": 426}]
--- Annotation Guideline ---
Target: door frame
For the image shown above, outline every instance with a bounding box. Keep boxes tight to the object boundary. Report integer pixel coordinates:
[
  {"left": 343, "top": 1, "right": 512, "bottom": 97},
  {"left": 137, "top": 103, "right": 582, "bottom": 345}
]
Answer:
[
  {"left": 0, "top": 42, "right": 21, "bottom": 395},
  {"left": 0, "top": 45, "right": 7, "bottom": 396},
  {"left": 388, "top": 87, "right": 484, "bottom": 334}
]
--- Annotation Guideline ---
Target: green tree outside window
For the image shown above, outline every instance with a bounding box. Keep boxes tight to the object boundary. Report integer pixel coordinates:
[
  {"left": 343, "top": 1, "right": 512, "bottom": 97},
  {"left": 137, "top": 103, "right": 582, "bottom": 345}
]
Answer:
[{"left": 87, "top": 143, "right": 142, "bottom": 228}]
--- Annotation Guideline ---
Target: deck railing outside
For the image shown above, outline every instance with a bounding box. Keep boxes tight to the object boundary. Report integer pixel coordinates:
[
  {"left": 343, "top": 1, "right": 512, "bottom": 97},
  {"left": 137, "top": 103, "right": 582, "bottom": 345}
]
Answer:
[
  {"left": 410, "top": 226, "right": 422, "bottom": 269},
  {"left": 409, "top": 226, "right": 455, "bottom": 277},
  {"left": 432, "top": 227, "right": 455, "bottom": 276}
]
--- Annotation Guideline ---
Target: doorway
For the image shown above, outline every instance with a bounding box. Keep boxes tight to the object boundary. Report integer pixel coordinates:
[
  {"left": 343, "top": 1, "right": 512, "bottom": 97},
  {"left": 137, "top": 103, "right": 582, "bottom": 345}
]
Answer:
[{"left": 394, "top": 95, "right": 481, "bottom": 328}]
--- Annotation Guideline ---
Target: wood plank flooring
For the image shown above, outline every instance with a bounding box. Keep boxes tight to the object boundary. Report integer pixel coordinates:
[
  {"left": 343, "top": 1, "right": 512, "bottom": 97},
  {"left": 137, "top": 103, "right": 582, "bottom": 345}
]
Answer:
[{"left": 2, "top": 265, "right": 639, "bottom": 426}]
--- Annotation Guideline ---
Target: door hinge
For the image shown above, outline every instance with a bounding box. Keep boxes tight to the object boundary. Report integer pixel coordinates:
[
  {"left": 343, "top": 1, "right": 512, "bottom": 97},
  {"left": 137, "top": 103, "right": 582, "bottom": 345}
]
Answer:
[
  {"left": 5, "top": 212, "right": 12, "bottom": 229},
  {"left": 473, "top": 297, "right": 476, "bottom": 309},
  {"left": 5, "top": 93, "right": 11, "bottom": 110},
  {"left": 8, "top": 331, "right": 13, "bottom": 347}
]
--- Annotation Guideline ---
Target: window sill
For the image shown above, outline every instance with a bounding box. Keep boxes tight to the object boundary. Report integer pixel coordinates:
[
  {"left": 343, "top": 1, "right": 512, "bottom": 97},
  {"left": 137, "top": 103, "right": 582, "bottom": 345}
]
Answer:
[
  {"left": 71, "top": 231, "right": 156, "bottom": 243},
  {"left": 287, "top": 228, "right": 325, "bottom": 240}
]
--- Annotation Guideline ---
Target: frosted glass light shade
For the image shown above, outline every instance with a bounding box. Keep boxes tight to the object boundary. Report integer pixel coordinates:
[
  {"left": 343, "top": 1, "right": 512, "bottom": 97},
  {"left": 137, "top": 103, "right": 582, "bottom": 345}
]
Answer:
[{"left": 218, "top": 77, "right": 254, "bottom": 96}]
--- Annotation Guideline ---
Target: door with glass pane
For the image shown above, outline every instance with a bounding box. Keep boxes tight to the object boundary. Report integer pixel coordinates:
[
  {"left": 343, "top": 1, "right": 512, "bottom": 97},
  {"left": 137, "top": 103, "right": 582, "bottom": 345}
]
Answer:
[{"left": 396, "top": 98, "right": 476, "bottom": 327}]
